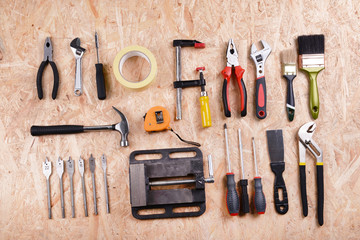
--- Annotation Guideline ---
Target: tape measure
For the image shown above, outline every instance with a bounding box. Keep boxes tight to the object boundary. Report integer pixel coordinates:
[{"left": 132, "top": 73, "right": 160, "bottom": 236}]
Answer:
[
  {"left": 144, "top": 106, "right": 170, "bottom": 132},
  {"left": 113, "top": 45, "right": 157, "bottom": 89}
]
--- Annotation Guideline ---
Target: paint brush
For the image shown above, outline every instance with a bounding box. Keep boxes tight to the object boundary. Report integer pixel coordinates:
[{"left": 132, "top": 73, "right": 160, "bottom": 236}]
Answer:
[
  {"left": 298, "top": 34, "right": 325, "bottom": 119},
  {"left": 281, "top": 49, "right": 297, "bottom": 121}
]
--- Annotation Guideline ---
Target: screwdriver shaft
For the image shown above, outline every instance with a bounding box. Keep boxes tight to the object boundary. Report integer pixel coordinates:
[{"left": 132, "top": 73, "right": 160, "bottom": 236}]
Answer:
[
  {"left": 81, "top": 176, "right": 88, "bottom": 217},
  {"left": 238, "top": 129, "right": 245, "bottom": 178},
  {"left": 224, "top": 124, "right": 231, "bottom": 172},
  {"left": 70, "top": 177, "right": 75, "bottom": 218},
  {"left": 91, "top": 172, "right": 98, "bottom": 215},
  {"left": 95, "top": 32, "right": 100, "bottom": 63},
  {"left": 46, "top": 179, "right": 51, "bottom": 219},
  {"left": 252, "top": 137, "right": 259, "bottom": 176},
  {"left": 59, "top": 177, "right": 65, "bottom": 218}
]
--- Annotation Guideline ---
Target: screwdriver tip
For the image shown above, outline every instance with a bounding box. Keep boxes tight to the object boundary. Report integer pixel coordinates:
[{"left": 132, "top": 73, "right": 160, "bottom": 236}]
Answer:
[{"left": 224, "top": 123, "right": 227, "bottom": 129}]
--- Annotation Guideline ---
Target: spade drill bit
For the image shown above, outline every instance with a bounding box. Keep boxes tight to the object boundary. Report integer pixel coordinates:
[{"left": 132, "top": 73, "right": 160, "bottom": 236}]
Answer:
[
  {"left": 78, "top": 157, "right": 88, "bottom": 217},
  {"left": 89, "top": 154, "right": 98, "bottom": 215},
  {"left": 66, "top": 157, "right": 75, "bottom": 218},
  {"left": 42, "top": 157, "right": 52, "bottom": 219},
  {"left": 101, "top": 154, "right": 110, "bottom": 213},
  {"left": 56, "top": 157, "right": 65, "bottom": 218}
]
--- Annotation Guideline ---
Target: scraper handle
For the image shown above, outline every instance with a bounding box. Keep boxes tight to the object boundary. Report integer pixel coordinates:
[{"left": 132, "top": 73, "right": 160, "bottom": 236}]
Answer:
[{"left": 270, "top": 162, "right": 288, "bottom": 214}]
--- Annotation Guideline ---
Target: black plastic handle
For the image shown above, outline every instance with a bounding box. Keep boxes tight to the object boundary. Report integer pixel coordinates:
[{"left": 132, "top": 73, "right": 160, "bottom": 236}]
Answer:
[
  {"left": 239, "top": 179, "right": 249, "bottom": 213},
  {"left": 254, "top": 177, "right": 266, "bottom": 214},
  {"left": 284, "top": 75, "right": 295, "bottom": 121},
  {"left": 36, "top": 61, "right": 59, "bottom": 100},
  {"left": 95, "top": 63, "right": 106, "bottom": 100},
  {"left": 299, "top": 165, "right": 308, "bottom": 217},
  {"left": 270, "top": 162, "right": 289, "bottom": 214},
  {"left": 222, "top": 79, "right": 231, "bottom": 117},
  {"left": 31, "top": 125, "right": 84, "bottom": 136},
  {"left": 317, "top": 165, "right": 324, "bottom": 226},
  {"left": 255, "top": 77, "right": 267, "bottom": 119},
  {"left": 226, "top": 173, "right": 240, "bottom": 215},
  {"left": 238, "top": 78, "right": 247, "bottom": 117}
]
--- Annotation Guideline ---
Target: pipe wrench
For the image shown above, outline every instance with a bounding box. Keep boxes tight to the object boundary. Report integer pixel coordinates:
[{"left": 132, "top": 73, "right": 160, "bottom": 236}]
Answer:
[
  {"left": 298, "top": 122, "right": 324, "bottom": 226},
  {"left": 250, "top": 40, "right": 271, "bottom": 119},
  {"left": 70, "top": 38, "right": 86, "bottom": 96}
]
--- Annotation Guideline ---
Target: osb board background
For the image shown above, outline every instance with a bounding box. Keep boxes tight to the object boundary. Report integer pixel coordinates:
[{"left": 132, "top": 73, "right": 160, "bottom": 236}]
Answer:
[{"left": 0, "top": 0, "right": 359, "bottom": 239}]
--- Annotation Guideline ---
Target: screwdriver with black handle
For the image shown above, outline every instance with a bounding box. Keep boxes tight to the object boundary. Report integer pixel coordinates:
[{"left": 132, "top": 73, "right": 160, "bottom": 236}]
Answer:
[
  {"left": 238, "top": 129, "right": 250, "bottom": 213},
  {"left": 95, "top": 32, "right": 106, "bottom": 100},
  {"left": 252, "top": 137, "right": 266, "bottom": 214},
  {"left": 224, "top": 124, "right": 240, "bottom": 215}
]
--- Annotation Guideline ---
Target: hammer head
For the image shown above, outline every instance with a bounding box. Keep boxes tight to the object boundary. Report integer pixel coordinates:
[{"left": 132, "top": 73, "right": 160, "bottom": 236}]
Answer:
[{"left": 112, "top": 106, "right": 129, "bottom": 147}]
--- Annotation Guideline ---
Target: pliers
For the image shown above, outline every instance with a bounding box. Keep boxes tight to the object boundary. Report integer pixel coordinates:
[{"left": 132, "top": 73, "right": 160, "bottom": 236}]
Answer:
[
  {"left": 36, "top": 37, "right": 59, "bottom": 100},
  {"left": 221, "top": 39, "right": 247, "bottom": 117},
  {"left": 298, "top": 122, "right": 324, "bottom": 226}
]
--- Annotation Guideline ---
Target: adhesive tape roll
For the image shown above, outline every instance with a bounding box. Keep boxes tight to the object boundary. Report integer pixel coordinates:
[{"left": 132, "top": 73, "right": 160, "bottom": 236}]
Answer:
[{"left": 113, "top": 45, "right": 157, "bottom": 89}]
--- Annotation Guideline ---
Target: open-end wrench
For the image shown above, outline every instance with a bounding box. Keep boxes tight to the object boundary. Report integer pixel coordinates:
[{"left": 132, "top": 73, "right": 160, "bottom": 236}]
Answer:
[
  {"left": 66, "top": 157, "right": 75, "bottom": 218},
  {"left": 78, "top": 157, "right": 88, "bottom": 217},
  {"left": 56, "top": 157, "right": 65, "bottom": 218},
  {"left": 31, "top": 106, "right": 129, "bottom": 148},
  {"left": 70, "top": 38, "right": 86, "bottom": 96},
  {"left": 101, "top": 154, "right": 110, "bottom": 213},
  {"left": 250, "top": 40, "right": 272, "bottom": 119},
  {"left": 89, "top": 154, "right": 98, "bottom": 215},
  {"left": 42, "top": 157, "right": 52, "bottom": 219}
]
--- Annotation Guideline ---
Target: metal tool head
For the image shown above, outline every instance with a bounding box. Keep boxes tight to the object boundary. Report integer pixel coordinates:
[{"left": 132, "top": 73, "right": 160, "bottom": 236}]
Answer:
[
  {"left": 56, "top": 157, "right": 64, "bottom": 177},
  {"left": 43, "top": 37, "right": 53, "bottom": 62},
  {"left": 89, "top": 154, "right": 95, "bottom": 173},
  {"left": 43, "top": 157, "right": 52, "bottom": 179},
  {"left": 101, "top": 154, "right": 107, "bottom": 171},
  {"left": 70, "top": 38, "right": 85, "bottom": 59},
  {"left": 250, "top": 40, "right": 272, "bottom": 63},
  {"left": 298, "top": 122, "right": 323, "bottom": 163},
  {"left": 78, "top": 156, "right": 85, "bottom": 176},
  {"left": 226, "top": 39, "right": 239, "bottom": 67},
  {"left": 298, "top": 122, "right": 316, "bottom": 143},
  {"left": 112, "top": 106, "right": 129, "bottom": 147},
  {"left": 266, "top": 130, "right": 284, "bottom": 163},
  {"left": 66, "top": 157, "right": 75, "bottom": 177}
]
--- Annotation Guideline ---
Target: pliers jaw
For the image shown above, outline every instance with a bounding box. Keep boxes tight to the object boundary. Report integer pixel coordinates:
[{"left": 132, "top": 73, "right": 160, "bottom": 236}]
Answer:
[
  {"left": 43, "top": 37, "right": 53, "bottom": 62},
  {"left": 226, "top": 39, "right": 239, "bottom": 67},
  {"left": 298, "top": 122, "right": 323, "bottom": 163}
]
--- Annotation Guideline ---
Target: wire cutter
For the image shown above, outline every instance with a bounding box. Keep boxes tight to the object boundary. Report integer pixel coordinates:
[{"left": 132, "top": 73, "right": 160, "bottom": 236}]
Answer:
[
  {"left": 298, "top": 122, "right": 324, "bottom": 226},
  {"left": 36, "top": 37, "right": 59, "bottom": 100},
  {"left": 221, "top": 39, "right": 247, "bottom": 117}
]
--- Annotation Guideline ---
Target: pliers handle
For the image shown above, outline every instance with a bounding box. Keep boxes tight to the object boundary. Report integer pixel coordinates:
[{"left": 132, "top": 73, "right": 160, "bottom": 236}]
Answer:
[
  {"left": 36, "top": 37, "right": 59, "bottom": 100},
  {"left": 221, "top": 65, "right": 247, "bottom": 117}
]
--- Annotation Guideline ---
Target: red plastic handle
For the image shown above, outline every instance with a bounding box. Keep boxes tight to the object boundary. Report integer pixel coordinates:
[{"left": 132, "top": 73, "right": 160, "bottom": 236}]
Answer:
[
  {"left": 221, "top": 66, "right": 232, "bottom": 117},
  {"left": 234, "top": 66, "right": 247, "bottom": 117}
]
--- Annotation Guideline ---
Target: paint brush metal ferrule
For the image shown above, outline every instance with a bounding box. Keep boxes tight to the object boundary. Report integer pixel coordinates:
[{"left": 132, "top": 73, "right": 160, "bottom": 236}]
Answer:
[
  {"left": 299, "top": 54, "right": 325, "bottom": 68},
  {"left": 282, "top": 64, "right": 297, "bottom": 76}
]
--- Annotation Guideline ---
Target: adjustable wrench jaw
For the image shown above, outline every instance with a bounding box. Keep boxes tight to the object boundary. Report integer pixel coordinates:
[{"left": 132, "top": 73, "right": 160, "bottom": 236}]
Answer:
[
  {"left": 250, "top": 40, "right": 272, "bottom": 78},
  {"left": 70, "top": 38, "right": 85, "bottom": 59},
  {"left": 298, "top": 122, "right": 323, "bottom": 163}
]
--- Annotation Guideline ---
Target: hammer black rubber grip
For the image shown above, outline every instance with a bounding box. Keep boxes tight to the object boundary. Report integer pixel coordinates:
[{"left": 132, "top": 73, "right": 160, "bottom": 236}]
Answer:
[
  {"left": 31, "top": 125, "right": 84, "bottom": 136},
  {"left": 95, "top": 63, "right": 106, "bottom": 100}
]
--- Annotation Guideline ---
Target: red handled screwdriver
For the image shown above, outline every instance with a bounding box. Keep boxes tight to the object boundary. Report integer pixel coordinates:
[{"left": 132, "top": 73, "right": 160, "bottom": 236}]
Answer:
[
  {"left": 252, "top": 137, "right": 266, "bottom": 214},
  {"left": 224, "top": 124, "right": 240, "bottom": 215}
]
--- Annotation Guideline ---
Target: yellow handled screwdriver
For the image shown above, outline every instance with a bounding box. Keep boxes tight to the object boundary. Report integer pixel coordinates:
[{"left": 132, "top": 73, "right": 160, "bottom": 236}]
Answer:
[{"left": 197, "top": 67, "right": 212, "bottom": 128}]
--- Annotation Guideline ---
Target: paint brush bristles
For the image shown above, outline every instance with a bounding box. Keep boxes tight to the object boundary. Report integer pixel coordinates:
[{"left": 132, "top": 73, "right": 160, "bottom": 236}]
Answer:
[{"left": 281, "top": 49, "right": 297, "bottom": 76}]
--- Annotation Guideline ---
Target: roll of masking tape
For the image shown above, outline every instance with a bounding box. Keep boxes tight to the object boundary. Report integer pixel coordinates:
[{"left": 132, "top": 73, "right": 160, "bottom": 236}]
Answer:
[{"left": 113, "top": 45, "right": 157, "bottom": 89}]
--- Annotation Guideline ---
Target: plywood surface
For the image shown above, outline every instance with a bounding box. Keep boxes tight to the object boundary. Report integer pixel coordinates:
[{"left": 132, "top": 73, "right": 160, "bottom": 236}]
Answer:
[{"left": 1, "top": 0, "right": 360, "bottom": 239}]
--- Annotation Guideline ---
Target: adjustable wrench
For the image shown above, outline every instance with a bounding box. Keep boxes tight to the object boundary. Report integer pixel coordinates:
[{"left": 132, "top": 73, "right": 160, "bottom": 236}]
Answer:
[
  {"left": 70, "top": 38, "right": 86, "bottom": 96},
  {"left": 250, "top": 40, "right": 271, "bottom": 119}
]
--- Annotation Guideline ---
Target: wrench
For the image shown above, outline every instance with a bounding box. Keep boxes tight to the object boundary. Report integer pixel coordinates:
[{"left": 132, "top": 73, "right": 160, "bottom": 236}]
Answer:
[
  {"left": 250, "top": 40, "right": 272, "bottom": 119},
  {"left": 70, "top": 38, "right": 86, "bottom": 96}
]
